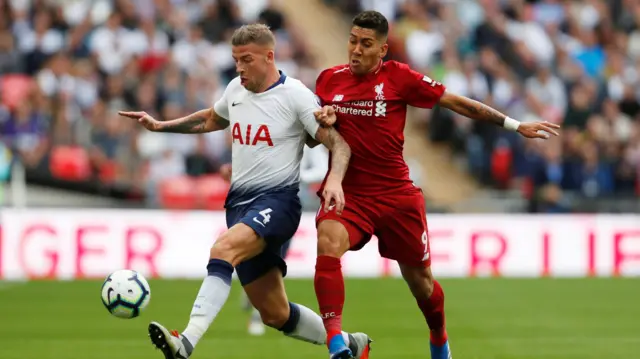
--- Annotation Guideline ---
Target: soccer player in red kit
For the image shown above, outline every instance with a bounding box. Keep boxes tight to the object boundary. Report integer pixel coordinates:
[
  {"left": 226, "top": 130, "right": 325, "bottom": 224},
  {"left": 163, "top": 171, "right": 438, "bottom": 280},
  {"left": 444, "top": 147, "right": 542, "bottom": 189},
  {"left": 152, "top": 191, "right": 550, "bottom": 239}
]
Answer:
[{"left": 312, "top": 10, "right": 560, "bottom": 359}]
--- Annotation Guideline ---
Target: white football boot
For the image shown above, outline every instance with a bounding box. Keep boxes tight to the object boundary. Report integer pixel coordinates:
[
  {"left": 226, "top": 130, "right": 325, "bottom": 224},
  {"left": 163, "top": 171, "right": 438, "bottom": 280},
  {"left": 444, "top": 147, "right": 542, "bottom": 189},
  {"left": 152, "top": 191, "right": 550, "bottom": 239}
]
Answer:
[{"left": 349, "top": 332, "right": 373, "bottom": 359}]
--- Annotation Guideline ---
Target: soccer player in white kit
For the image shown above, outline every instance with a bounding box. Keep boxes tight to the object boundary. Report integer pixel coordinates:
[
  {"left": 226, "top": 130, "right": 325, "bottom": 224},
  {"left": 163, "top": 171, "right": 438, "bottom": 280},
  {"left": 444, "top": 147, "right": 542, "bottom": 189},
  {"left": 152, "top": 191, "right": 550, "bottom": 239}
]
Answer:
[{"left": 119, "top": 24, "right": 372, "bottom": 359}]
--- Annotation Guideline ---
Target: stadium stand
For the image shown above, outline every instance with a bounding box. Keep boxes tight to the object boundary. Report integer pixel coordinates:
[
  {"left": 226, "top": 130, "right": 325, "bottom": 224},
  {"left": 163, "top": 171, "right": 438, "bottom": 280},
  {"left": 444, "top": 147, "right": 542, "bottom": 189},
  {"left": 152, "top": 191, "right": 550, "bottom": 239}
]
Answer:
[
  {"left": 326, "top": 0, "right": 640, "bottom": 213},
  {"left": 1, "top": 0, "right": 639, "bottom": 213},
  {"left": 0, "top": 0, "right": 323, "bottom": 210}
]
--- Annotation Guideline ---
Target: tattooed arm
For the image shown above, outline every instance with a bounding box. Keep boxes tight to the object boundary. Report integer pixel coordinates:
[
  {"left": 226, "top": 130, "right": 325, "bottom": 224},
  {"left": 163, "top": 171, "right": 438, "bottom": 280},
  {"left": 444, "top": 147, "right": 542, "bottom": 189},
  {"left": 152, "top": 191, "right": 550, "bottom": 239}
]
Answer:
[
  {"left": 156, "top": 108, "right": 229, "bottom": 133},
  {"left": 438, "top": 92, "right": 507, "bottom": 126},
  {"left": 314, "top": 126, "right": 350, "bottom": 181},
  {"left": 437, "top": 92, "right": 561, "bottom": 139},
  {"left": 118, "top": 108, "right": 229, "bottom": 134}
]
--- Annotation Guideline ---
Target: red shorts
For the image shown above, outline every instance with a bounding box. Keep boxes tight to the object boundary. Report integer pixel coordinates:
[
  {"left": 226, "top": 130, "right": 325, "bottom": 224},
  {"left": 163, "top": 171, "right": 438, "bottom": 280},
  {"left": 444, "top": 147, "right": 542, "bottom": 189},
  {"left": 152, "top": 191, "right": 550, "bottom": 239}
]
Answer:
[{"left": 315, "top": 188, "right": 431, "bottom": 267}]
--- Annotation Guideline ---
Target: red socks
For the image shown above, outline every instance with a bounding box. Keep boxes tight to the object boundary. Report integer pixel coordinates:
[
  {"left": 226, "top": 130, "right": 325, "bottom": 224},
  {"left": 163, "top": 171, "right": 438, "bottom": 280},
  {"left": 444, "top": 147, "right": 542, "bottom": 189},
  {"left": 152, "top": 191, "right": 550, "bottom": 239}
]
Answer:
[
  {"left": 417, "top": 280, "right": 448, "bottom": 346},
  {"left": 314, "top": 256, "right": 345, "bottom": 341}
]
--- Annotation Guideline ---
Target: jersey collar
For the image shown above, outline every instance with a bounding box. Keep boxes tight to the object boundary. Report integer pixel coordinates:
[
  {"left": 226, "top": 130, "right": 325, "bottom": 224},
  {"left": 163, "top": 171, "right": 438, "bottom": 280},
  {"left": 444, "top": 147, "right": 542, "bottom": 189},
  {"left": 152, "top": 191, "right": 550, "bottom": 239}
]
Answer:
[
  {"left": 349, "top": 60, "right": 383, "bottom": 80},
  {"left": 265, "top": 70, "right": 287, "bottom": 91}
]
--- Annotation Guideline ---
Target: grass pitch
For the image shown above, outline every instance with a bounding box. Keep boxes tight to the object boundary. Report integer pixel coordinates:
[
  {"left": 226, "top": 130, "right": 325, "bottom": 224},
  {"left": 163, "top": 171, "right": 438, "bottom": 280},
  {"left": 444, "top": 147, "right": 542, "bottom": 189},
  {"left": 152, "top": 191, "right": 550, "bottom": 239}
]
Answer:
[{"left": 0, "top": 278, "right": 638, "bottom": 359}]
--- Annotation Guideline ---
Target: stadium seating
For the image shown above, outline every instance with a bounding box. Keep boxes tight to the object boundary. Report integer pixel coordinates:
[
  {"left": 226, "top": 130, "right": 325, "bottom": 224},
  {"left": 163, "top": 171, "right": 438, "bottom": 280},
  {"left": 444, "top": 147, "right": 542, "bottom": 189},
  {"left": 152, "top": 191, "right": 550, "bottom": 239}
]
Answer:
[
  {"left": 49, "top": 146, "right": 92, "bottom": 182},
  {"left": 326, "top": 0, "right": 640, "bottom": 213},
  {"left": 197, "top": 174, "right": 230, "bottom": 211},
  {"left": 158, "top": 176, "right": 199, "bottom": 210},
  {"left": 0, "top": 0, "right": 317, "bottom": 210}
]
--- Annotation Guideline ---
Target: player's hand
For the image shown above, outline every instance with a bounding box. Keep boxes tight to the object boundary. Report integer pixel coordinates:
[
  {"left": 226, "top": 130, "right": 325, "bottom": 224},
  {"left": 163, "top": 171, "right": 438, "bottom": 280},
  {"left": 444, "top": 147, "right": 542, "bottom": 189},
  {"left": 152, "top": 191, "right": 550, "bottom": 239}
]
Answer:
[
  {"left": 220, "top": 163, "right": 232, "bottom": 182},
  {"left": 322, "top": 178, "right": 345, "bottom": 215},
  {"left": 118, "top": 111, "right": 163, "bottom": 132},
  {"left": 314, "top": 106, "right": 337, "bottom": 127},
  {"left": 517, "top": 121, "right": 561, "bottom": 139}
]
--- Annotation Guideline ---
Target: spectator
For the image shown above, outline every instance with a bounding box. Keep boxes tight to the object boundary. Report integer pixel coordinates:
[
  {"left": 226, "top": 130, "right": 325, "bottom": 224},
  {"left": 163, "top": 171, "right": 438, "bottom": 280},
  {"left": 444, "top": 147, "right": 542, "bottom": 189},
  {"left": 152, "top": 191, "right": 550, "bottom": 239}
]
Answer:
[
  {"left": 0, "top": 0, "right": 317, "bottom": 208},
  {"left": 328, "top": 0, "right": 639, "bottom": 212}
]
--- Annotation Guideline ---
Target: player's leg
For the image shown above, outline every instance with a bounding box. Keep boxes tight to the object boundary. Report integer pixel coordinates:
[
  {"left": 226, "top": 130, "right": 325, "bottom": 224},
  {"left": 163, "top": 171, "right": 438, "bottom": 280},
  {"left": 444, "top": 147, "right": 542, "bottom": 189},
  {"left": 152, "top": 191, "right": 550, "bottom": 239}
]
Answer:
[
  {"left": 243, "top": 238, "right": 290, "bottom": 336},
  {"left": 149, "top": 222, "right": 265, "bottom": 359},
  {"left": 241, "top": 265, "right": 372, "bottom": 358},
  {"left": 315, "top": 215, "right": 371, "bottom": 359},
  {"left": 399, "top": 263, "right": 450, "bottom": 359},
  {"left": 245, "top": 238, "right": 290, "bottom": 336},
  {"left": 376, "top": 191, "right": 451, "bottom": 359}
]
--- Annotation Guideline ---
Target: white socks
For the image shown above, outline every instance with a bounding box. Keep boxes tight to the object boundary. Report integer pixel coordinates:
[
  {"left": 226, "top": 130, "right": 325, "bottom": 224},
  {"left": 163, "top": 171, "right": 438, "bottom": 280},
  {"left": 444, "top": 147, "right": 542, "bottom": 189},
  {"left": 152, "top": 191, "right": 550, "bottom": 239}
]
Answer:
[
  {"left": 281, "top": 302, "right": 350, "bottom": 346},
  {"left": 180, "top": 260, "right": 353, "bottom": 351},
  {"left": 182, "top": 259, "right": 234, "bottom": 347}
]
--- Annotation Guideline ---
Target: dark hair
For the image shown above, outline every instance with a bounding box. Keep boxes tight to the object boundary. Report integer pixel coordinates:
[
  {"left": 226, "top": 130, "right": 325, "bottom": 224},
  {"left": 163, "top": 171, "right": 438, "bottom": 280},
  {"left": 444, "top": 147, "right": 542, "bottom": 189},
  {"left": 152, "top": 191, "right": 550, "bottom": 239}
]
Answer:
[{"left": 352, "top": 11, "right": 389, "bottom": 38}]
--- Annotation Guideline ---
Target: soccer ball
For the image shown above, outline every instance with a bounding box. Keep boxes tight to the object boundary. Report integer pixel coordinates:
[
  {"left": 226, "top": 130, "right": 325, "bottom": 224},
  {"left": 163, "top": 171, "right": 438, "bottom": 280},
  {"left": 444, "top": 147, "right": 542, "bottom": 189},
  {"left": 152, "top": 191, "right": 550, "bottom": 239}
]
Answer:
[{"left": 101, "top": 269, "right": 151, "bottom": 319}]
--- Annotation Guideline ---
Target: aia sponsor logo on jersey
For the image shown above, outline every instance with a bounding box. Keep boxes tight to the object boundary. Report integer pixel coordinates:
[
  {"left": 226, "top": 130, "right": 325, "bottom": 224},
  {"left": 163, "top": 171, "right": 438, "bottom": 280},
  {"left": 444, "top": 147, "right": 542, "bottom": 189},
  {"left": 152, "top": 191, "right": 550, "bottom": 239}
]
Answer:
[{"left": 231, "top": 123, "right": 274, "bottom": 146}]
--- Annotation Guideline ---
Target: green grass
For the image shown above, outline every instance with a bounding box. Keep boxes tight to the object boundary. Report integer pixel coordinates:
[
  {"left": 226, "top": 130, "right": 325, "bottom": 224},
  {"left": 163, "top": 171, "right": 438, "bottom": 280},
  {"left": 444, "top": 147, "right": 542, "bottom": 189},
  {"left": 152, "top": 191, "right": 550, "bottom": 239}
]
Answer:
[{"left": 0, "top": 278, "right": 638, "bottom": 359}]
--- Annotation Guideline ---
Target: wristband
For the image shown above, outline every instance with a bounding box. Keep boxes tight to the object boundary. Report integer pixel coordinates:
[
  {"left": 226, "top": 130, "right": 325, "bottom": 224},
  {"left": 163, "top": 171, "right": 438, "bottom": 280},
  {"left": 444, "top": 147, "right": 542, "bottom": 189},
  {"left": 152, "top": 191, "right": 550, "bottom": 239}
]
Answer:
[{"left": 503, "top": 117, "right": 520, "bottom": 132}]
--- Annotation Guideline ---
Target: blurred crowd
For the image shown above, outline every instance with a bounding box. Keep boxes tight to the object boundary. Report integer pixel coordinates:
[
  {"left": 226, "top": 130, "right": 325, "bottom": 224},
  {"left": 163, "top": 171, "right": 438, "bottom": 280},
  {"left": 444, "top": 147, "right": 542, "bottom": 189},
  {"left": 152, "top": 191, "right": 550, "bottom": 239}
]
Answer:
[
  {"left": 331, "top": 0, "right": 640, "bottom": 212},
  {"left": 0, "top": 0, "right": 326, "bottom": 208},
  {"left": 3, "top": 0, "right": 640, "bottom": 213}
]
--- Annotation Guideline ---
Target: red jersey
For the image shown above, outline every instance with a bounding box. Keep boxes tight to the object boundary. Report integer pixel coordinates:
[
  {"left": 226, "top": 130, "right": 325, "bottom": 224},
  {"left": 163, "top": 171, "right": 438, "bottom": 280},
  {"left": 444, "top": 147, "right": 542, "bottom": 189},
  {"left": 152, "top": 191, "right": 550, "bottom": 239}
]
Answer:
[{"left": 315, "top": 60, "right": 446, "bottom": 197}]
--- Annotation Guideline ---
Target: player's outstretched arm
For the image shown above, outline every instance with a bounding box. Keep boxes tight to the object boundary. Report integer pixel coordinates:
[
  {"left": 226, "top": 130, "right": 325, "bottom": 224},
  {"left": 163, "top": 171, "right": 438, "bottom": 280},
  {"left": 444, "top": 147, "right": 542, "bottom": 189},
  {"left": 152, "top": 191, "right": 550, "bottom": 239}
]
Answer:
[
  {"left": 437, "top": 92, "right": 560, "bottom": 139},
  {"left": 118, "top": 108, "right": 229, "bottom": 133}
]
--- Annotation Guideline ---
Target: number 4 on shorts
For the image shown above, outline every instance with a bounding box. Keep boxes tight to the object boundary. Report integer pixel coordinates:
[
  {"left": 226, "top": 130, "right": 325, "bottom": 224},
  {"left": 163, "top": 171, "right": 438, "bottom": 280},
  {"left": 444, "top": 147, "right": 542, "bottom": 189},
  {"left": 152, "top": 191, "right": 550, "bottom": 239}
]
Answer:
[
  {"left": 260, "top": 208, "right": 273, "bottom": 224},
  {"left": 252, "top": 208, "right": 273, "bottom": 227}
]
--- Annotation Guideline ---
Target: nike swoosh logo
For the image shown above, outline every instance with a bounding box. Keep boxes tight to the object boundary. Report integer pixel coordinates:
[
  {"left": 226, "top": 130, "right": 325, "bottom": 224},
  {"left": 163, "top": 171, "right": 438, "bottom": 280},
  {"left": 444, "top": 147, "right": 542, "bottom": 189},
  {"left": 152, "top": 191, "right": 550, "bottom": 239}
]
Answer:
[
  {"left": 252, "top": 217, "right": 265, "bottom": 227},
  {"left": 232, "top": 102, "right": 241, "bottom": 107},
  {"left": 107, "top": 288, "right": 114, "bottom": 303}
]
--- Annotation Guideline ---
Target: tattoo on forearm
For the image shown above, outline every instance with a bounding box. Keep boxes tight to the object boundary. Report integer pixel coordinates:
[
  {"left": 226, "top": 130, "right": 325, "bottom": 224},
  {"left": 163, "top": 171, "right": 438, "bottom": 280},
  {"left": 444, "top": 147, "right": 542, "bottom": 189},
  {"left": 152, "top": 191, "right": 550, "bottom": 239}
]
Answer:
[
  {"left": 158, "top": 115, "right": 206, "bottom": 133},
  {"left": 158, "top": 108, "right": 228, "bottom": 133},
  {"left": 316, "top": 127, "right": 351, "bottom": 180},
  {"left": 455, "top": 98, "right": 506, "bottom": 126}
]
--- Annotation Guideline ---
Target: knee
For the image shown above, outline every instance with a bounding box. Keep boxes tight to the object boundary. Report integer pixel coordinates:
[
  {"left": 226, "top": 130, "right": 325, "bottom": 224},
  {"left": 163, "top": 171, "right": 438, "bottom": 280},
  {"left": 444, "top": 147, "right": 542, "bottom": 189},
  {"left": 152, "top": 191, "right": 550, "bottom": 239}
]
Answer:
[
  {"left": 317, "top": 224, "right": 349, "bottom": 257},
  {"left": 209, "top": 233, "right": 240, "bottom": 266},
  {"left": 401, "top": 265, "right": 434, "bottom": 301},
  {"left": 209, "top": 226, "right": 264, "bottom": 266},
  {"left": 257, "top": 305, "right": 289, "bottom": 329}
]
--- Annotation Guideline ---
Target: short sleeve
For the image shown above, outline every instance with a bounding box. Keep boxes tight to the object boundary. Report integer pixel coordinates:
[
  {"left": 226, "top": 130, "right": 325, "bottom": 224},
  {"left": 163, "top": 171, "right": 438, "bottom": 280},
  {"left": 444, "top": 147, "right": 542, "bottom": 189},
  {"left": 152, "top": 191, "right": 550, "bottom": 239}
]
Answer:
[
  {"left": 394, "top": 62, "right": 446, "bottom": 109},
  {"left": 213, "top": 84, "right": 231, "bottom": 120},
  {"left": 314, "top": 68, "right": 331, "bottom": 106},
  {"left": 293, "top": 86, "right": 321, "bottom": 138}
]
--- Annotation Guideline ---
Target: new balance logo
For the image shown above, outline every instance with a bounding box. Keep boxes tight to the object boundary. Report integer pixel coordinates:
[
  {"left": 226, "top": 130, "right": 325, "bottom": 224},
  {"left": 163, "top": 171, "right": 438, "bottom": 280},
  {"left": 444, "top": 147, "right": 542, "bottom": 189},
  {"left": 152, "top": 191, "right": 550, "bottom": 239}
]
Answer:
[
  {"left": 375, "top": 101, "right": 387, "bottom": 117},
  {"left": 333, "top": 94, "right": 344, "bottom": 102}
]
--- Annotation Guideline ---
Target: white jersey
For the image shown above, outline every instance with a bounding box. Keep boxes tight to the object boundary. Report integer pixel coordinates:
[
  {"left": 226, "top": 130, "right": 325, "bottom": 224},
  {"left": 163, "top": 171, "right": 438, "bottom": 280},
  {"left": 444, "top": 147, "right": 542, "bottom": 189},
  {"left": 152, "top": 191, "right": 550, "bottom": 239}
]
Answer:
[{"left": 214, "top": 72, "right": 321, "bottom": 207}]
